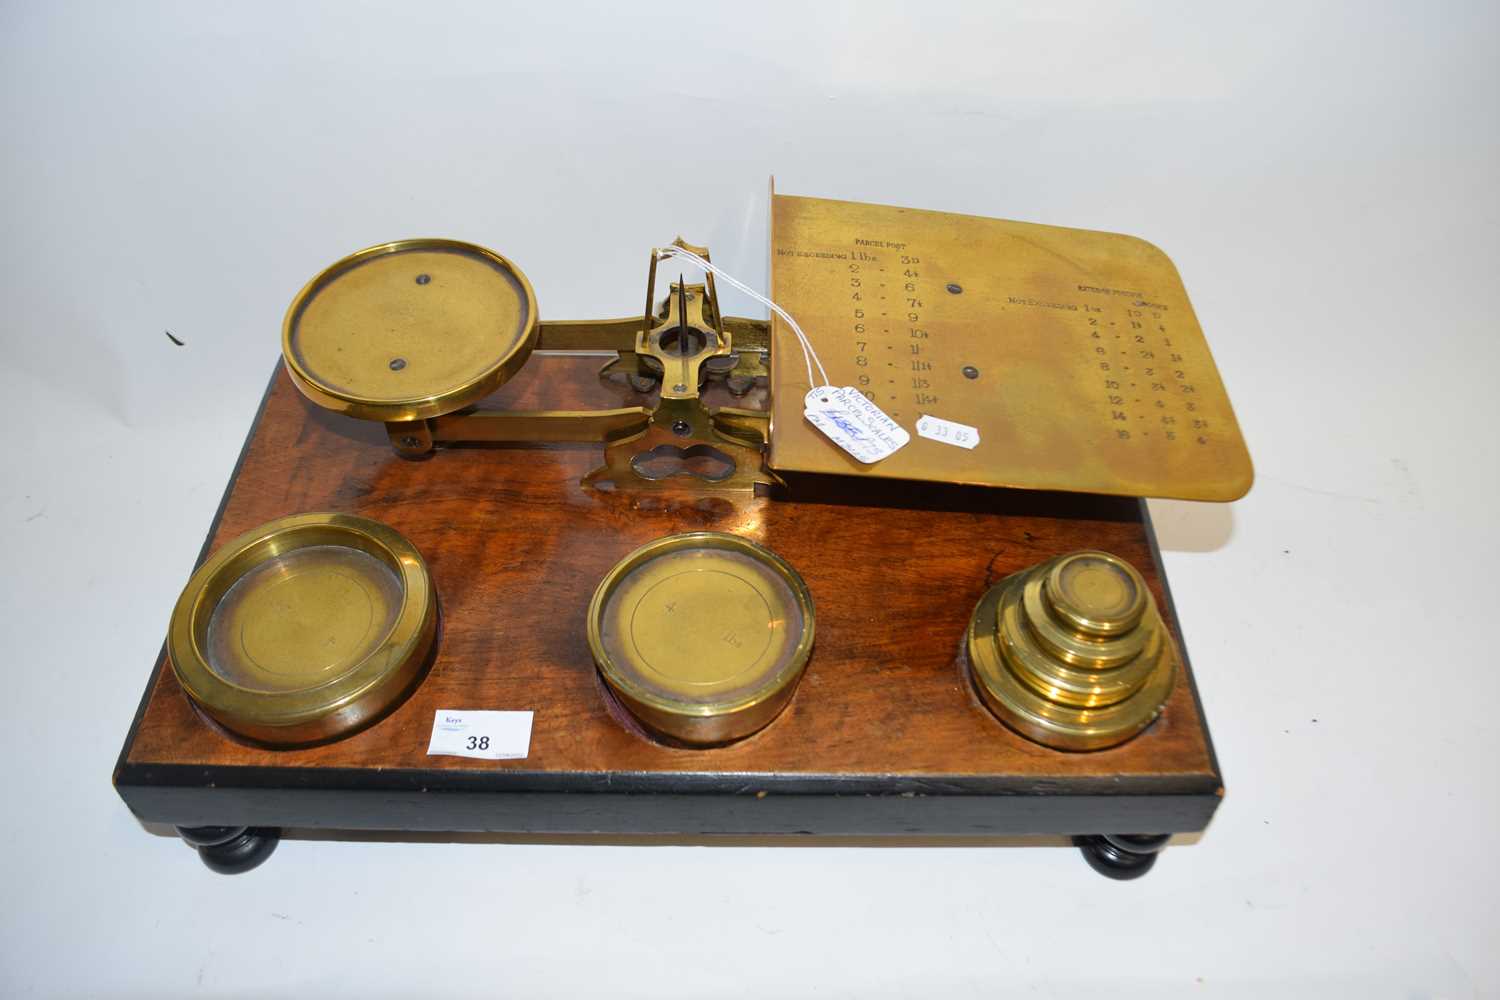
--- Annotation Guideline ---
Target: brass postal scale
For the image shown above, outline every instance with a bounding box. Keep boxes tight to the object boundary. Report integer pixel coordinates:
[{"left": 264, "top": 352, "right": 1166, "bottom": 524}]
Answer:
[{"left": 113, "top": 188, "right": 1251, "bottom": 879}]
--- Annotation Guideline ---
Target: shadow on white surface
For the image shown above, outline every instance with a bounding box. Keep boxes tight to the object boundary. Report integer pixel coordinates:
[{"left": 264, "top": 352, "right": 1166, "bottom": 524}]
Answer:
[
  {"left": 1148, "top": 498, "right": 1235, "bottom": 553},
  {"left": 141, "top": 820, "right": 1205, "bottom": 850}
]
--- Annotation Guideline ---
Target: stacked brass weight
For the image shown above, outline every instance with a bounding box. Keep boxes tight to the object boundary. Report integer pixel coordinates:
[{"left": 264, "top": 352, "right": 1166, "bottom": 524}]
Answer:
[{"left": 966, "top": 551, "right": 1178, "bottom": 751}]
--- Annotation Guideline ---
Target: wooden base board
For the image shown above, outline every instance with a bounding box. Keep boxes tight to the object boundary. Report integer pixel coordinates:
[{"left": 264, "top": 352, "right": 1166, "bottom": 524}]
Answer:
[{"left": 114, "top": 357, "right": 1222, "bottom": 838}]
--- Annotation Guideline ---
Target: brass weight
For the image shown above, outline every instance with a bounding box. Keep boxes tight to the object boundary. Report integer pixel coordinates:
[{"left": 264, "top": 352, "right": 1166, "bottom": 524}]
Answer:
[
  {"left": 167, "top": 513, "right": 437, "bottom": 747},
  {"left": 967, "top": 551, "right": 1177, "bottom": 751},
  {"left": 588, "top": 533, "right": 815, "bottom": 746}
]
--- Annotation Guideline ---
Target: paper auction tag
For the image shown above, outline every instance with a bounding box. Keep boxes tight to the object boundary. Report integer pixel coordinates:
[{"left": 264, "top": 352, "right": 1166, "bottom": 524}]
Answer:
[
  {"left": 427, "top": 710, "right": 533, "bottom": 761},
  {"left": 916, "top": 414, "right": 981, "bottom": 450},
  {"left": 803, "top": 386, "right": 910, "bottom": 464}
]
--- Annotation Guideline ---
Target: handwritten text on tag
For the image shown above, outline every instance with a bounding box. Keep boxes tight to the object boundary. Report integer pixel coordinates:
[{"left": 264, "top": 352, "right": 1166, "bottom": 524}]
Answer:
[{"left": 803, "top": 387, "right": 910, "bottom": 464}]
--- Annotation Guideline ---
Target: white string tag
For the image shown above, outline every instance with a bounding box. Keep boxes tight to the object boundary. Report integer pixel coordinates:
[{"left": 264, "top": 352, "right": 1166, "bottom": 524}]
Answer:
[
  {"left": 803, "top": 387, "right": 910, "bottom": 464},
  {"left": 654, "top": 244, "right": 908, "bottom": 465}
]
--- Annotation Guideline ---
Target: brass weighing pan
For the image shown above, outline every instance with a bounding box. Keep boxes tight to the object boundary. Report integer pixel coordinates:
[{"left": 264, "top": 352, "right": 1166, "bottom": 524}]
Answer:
[
  {"left": 282, "top": 238, "right": 539, "bottom": 422},
  {"left": 588, "top": 533, "right": 816, "bottom": 746},
  {"left": 167, "top": 512, "right": 437, "bottom": 747}
]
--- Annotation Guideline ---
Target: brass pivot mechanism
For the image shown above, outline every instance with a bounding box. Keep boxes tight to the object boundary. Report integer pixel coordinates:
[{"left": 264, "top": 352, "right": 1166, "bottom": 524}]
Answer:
[
  {"left": 279, "top": 237, "right": 777, "bottom": 492},
  {"left": 585, "top": 239, "right": 776, "bottom": 492}
]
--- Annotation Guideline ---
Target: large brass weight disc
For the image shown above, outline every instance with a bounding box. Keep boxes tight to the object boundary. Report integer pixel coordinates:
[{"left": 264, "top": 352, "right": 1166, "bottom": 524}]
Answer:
[
  {"left": 168, "top": 513, "right": 437, "bottom": 747},
  {"left": 588, "top": 533, "right": 816, "bottom": 746}
]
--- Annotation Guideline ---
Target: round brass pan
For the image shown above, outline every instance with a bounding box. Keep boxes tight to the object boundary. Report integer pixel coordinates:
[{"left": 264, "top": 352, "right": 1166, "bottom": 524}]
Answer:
[
  {"left": 282, "top": 238, "right": 539, "bottom": 422},
  {"left": 168, "top": 513, "right": 436, "bottom": 747},
  {"left": 588, "top": 533, "right": 815, "bottom": 747}
]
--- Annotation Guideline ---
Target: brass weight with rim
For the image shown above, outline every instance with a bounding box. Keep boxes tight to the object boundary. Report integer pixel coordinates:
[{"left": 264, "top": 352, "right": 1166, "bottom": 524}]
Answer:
[
  {"left": 588, "top": 532, "right": 816, "bottom": 746},
  {"left": 167, "top": 512, "right": 437, "bottom": 747},
  {"left": 967, "top": 550, "right": 1178, "bottom": 751}
]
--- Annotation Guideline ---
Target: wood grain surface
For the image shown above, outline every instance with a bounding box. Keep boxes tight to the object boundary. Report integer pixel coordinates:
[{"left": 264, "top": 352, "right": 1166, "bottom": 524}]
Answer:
[{"left": 121, "top": 355, "right": 1220, "bottom": 793}]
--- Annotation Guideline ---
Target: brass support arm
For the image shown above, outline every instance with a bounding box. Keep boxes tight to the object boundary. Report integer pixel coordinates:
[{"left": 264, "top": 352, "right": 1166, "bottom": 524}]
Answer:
[
  {"left": 427, "top": 407, "right": 652, "bottom": 444},
  {"left": 710, "top": 406, "right": 771, "bottom": 447},
  {"left": 536, "top": 316, "right": 769, "bottom": 352}
]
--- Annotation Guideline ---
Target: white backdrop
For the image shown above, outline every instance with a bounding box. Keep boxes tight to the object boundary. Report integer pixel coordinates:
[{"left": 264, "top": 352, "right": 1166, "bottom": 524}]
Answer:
[{"left": 3, "top": 2, "right": 1497, "bottom": 996}]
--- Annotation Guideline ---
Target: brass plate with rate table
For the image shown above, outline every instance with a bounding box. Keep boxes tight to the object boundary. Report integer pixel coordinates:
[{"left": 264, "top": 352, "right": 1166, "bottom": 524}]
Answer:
[{"left": 768, "top": 192, "right": 1252, "bottom": 501}]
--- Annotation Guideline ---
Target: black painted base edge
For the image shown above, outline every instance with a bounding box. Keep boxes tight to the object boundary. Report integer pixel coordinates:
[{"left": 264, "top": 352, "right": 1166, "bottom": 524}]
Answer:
[{"left": 123, "top": 772, "right": 1219, "bottom": 838}]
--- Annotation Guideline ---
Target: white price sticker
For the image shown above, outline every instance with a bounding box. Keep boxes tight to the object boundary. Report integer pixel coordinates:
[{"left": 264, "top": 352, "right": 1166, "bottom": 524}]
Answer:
[
  {"left": 427, "top": 710, "right": 533, "bottom": 761},
  {"left": 916, "top": 414, "right": 981, "bottom": 450},
  {"left": 803, "top": 386, "right": 910, "bottom": 464}
]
